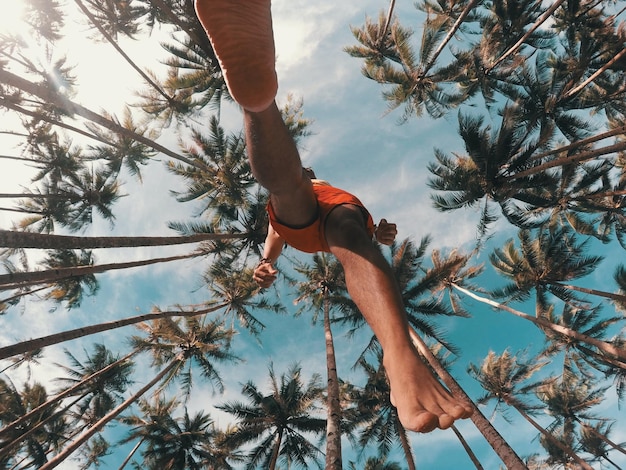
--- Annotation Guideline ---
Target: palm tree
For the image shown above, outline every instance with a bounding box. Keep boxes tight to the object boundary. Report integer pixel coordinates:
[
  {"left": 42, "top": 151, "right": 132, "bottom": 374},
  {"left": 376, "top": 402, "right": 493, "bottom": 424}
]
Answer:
[
  {"left": 427, "top": 108, "right": 556, "bottom": 237},
  {"left": 38, "top": 314, "right": 238, "bottom": 470},
  {"left": 578, "top": 422, "right": 624, "bottom": 470},
  {"left": 217, "top": 363, "right": 326, "bottom": 470},
  {"left": 0, "top": 378, "right": 68, "bottom": 468},
  {"left": 0, "top": 351, "right": 135, "bottom": 448},
  {"left": 40, "top": 249, "right": 99, "bottom": 308},
  {"left": 467, "top": 349, "right": 593, "bottom": 470},
  {"left": 540, "top": 302, "right": 624, "bottom": 375},
  {"left": 536, "top": 370, "right": 626, "bottom": 459},
  {"left": 119, "top": 396, "right": 215, "bottom": 470},
  {"left": 449, "top": 282, "right": 626, "bottom": 365},
  {"left": 292, "top": 253, "right": 349, "bottom": 470},
  {"left": 54, "top": 344, "right": 134, "bottom": 428},
  {"left": 345, "top": 10, "right": 467, "bottom": 121},
  {"left": 489, "top": 226, "right": 604, "bottom": 314},
  {"left": 168, "top": 116, "right": 253, "bottom": 224},
  {"left": 348, "top": 455, "right": 403, "bottom": 470},
  {"left": 84, "top": 107, "right": 157, "bottom": 181},
  {"left": 204, "top": 259, "right": 283, "bottom": 336},
  {"left": 40, "top": 354, "right": 185, "bottom": 470},
  {"left": 130, "top": 315, "right": 239, "bottom": 399}
]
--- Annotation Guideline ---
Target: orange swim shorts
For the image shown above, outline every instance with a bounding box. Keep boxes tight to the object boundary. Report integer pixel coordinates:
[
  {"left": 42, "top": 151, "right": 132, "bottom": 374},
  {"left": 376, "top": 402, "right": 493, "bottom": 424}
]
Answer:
[{"left": 267, "top": 184, "right": 375, "bottom": 253}]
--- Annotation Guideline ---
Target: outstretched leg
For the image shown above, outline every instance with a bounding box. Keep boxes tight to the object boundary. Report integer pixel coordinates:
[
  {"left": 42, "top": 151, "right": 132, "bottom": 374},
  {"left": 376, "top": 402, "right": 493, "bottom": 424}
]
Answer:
[
  {"left": 195, "top": 0, "right": 317, "bottom": 226},
  {"left": 325, "top": 206, "right": 473, "bottom": 432}
]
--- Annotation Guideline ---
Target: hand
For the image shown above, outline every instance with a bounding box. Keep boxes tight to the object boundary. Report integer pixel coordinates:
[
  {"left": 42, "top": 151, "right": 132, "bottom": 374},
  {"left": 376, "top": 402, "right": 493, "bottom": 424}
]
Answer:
[
  {"left": 375, "top": 218, "right": 397, "bottom": 245},
  {"left": 253, "top": 260, "right": 278, "bottom": 288}
]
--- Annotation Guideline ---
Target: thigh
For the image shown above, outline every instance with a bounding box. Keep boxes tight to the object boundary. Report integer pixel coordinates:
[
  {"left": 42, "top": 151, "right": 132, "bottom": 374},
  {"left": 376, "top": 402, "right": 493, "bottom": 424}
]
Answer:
[
  {"left": 269, "top": 174, "right": 318, "bottom": 227},
  {"left": 324, "top": 204, "right": 372, "bottom": 250}
]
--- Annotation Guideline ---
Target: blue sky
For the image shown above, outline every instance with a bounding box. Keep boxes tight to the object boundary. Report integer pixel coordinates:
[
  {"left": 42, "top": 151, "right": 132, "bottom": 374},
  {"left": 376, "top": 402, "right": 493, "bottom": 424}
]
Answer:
[{"left": 1, "top": 1, "right": 625, "bottom": 469}]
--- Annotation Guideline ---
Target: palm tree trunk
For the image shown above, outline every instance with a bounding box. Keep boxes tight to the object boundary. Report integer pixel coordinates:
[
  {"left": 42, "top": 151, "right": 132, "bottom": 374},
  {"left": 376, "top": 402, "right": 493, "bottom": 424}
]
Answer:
[
  {"left": 0, "top": 69, "right": 205, "bottom": 170},
  {"left": 451, "top": 424, "right": 484, "bottom": 469},
  {"left": 73, "top": 0, "right": 174, "bottom": 104},
  {"left": 0, "top": 286, "right": 48, "bottom": 306},
  {"left": 117, "top": 438, "right": 145, "bottom": 470},
  {"left": 0, "top": 303, "right": 227, "bottom": 360},
  {"left": 0, "top": 351, "right": 135, "bottom": 441},
  {"left": 564, "top": 47, "right": 626, "bottom": 99},
  {"left": 394, "top": 413, "right": 417, "bottom": 470},
  {"left": 506, "top": 140, "right": 626, "bottom": 181},
  {"left": 486, "top": 0, "right": 566, "bottom": 73},
  {"left": 1, "top": 99, "right": 111, "bottom": 146},
  {"left": 421, "top": 0, "right": 480, "bottom": 74},
  {"left": 451, "top": 283, "right": 626, "bottom": 364},
  {"left": 553, "top": 282, "right": 626, "bottom": 304},
  {"left": 514, "top": 124, "right": 626, "bottom": 169},
  {"left": 268, "top": 428, "right": 283, "bottom": 470},
  {"left": 512, "top": 406, "right": 593, "bottom": 470},
  {"left": 39, "top": 357, "right": 184, "bottom": 470},
  {"left": 408, "top": 328, "right": 529, "bottom": 470},
  {"left": 323, "top": 291, "right": 342, "bottom": 470},
  {"left": 0, "top": 252, "right": 204, "bottom": 290},
  {"left": 378, "top": 0, "right": 396, "bottom": 45},
  {"left": 577, "top": 419, "right": 626, "bottom": 457},
  {"left": 0, "top": 229, "right": 248, "bottom": 250}
]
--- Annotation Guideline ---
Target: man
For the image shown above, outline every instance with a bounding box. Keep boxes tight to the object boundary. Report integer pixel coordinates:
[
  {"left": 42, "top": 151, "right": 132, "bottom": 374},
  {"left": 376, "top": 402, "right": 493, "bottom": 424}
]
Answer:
[{"left": 195, "top": 0, "right": 472, "bottom": 433}]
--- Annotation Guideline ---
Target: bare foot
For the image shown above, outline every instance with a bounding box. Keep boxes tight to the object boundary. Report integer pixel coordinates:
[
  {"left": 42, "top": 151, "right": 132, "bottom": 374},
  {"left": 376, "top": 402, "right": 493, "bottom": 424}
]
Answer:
[
  {"left": 385, "top": 351, "right": 473, "bottom": 433},
  {"left": 195, "top": 0, "right": 278, "bottom": 111}
]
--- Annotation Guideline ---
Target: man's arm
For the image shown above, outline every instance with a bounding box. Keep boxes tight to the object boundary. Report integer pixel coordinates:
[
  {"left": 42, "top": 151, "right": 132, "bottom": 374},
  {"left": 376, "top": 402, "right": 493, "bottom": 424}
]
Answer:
[{"left": 253, "top": 223, "right": 284, "bottom": 288}]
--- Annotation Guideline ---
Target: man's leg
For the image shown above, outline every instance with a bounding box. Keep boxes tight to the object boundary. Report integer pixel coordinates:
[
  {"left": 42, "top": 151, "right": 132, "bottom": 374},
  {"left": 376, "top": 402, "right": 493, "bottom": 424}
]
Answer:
[
  {"left": 195, "top": 0, "right": 317, "bottom": 226},
  {"left": 325, "top": 205, "right": 473, "bottom": 433}
]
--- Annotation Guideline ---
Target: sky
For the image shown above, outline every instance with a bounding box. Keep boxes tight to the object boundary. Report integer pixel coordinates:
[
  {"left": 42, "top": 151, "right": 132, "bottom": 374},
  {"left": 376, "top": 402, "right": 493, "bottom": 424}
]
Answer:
[{"left": 1, "top": 1, "right": 625, "bottom": 469}]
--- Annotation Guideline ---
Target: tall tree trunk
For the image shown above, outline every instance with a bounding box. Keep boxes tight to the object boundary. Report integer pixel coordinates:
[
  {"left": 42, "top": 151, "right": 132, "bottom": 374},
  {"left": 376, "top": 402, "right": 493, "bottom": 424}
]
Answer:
[
  {"left": 576, "top": 419, "right": 626, "bottom": 457},
  {"left": 117, "top": 438, "right": 145, "bottom": 470},
  {"left": 553, "top": 282, "right": 626, "bottom": 304},
  {"left": 268, "top": 428, "right": 283, "bottom": 470},
  {"left": 486, "top": 0, "right": 566, "bottom": 73},
  {"left": 506, "top": 140, "right": 626, "bottom": 181},
  {"left": 0, "top": 69, "right": 204, "bottom": 170},
  {"left": 73, "top": 0, "right": 174, "bottom": 104},
  {"left": 323, "top": 291, "right": 342, "bottom": 470},
  {"left": 421, "top": 0, "right": 480, "bottom": 74},
  {"left": 39, "top": 357, "right": 184, "bottom": 470},
  {"left": 564, "top": 47, "right": 626, "bottom": 99},
  {"left": 0, "top": 286, "right": 48, "bottom": 307},
  {"left": 0, "top": 303, "right": 227, "bottom": 360},
  {"left": 515, "top": 124, "right": 626, "bottom": 168},
  {"left": 394, "top": 413, "right": 417, "bottom": 470},
  {"left": 408, "top": 328, "right": 529, "bottom": 470},
  {"left": 451, "top": 284, "right": 626, "bottom": 364},
  {"left": 0, "top": 229, "right": 248, "bottom": 250},
  {"left": 0, "top": 252, "right": 203, "bottom": 290},
  {"left": 451, "top": 424, "right": 484, "bottom": 469}
]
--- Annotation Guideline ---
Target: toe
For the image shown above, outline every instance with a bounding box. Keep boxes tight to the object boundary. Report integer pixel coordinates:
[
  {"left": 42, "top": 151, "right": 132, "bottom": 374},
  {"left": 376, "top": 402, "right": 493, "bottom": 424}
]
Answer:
[
  {"left": 408, "top": 411, "right": 439, "bottom": 433},
  {"left": 437, "top": 413, "right": 455, "bottom": 430}
]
